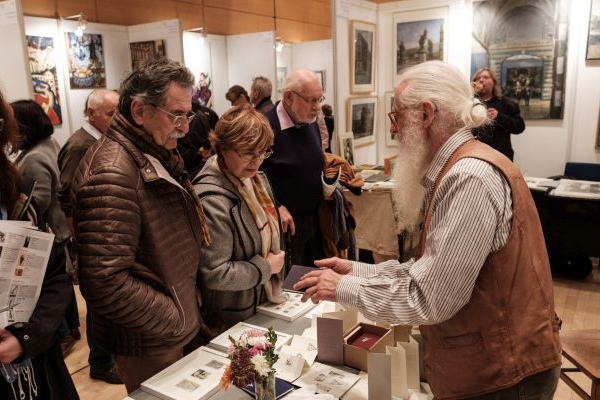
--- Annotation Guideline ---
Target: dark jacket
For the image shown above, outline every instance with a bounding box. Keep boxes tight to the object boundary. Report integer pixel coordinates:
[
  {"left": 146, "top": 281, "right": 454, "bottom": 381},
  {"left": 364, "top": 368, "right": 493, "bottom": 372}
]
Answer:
[
  {"left": 1, "top": 180, "right": 79, "bottom": 400},
  {"left": 473, "top": 96, "right": 525, "bottom": 161},
  {"left": 71, "top": 128, "right": 204, "bottom": 356}
]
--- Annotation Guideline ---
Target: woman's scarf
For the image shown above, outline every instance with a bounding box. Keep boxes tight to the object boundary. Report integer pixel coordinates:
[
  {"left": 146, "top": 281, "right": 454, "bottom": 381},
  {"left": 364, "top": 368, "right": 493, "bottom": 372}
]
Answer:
[
  {"left": 111, "top": 112, "right": 210, "bottom": 245},
  {"left": 220, "top": 159, "right": 286, "bottom": 304}
]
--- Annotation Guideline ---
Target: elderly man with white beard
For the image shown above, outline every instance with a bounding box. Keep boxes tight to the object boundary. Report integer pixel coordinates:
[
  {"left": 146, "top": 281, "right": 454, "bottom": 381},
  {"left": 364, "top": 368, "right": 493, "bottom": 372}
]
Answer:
[{"left": 294, "top": 61, "right": 561, "bottom": 400}]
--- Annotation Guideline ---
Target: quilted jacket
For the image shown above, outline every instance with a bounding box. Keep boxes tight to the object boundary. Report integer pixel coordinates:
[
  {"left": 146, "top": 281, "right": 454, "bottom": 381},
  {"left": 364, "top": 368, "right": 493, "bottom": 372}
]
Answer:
[{"left": 71, "top": 128, "right": 204, "bottom": 356}]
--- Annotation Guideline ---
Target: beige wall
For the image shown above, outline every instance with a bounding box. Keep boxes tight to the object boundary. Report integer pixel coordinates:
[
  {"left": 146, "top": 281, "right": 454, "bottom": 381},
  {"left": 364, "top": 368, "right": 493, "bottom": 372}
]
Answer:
[{"left": 21, "top": 0, "right": 331, "bottom": 42}]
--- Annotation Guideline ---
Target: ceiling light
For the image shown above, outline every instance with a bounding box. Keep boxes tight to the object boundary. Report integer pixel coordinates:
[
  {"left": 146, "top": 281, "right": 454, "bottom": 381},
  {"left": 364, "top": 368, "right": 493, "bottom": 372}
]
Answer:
[
  {"left": 276, "top": 37, "right": 285, "bottom": 53},
  {"left": 64, "top": 12, "right": 87, "bottom": 37}
]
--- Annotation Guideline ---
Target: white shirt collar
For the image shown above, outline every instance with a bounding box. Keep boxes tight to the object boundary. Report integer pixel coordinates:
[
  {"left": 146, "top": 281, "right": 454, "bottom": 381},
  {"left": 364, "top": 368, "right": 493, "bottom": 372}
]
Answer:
[{"left": 82, "top": 121, "right": 103, "bottom": 140}]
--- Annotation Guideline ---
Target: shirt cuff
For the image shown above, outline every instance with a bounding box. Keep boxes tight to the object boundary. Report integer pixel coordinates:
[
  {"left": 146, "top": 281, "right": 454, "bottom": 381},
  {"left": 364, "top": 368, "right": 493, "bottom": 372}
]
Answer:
[{"left": 336, "top": 275, "right": 364, "bottom": 307}]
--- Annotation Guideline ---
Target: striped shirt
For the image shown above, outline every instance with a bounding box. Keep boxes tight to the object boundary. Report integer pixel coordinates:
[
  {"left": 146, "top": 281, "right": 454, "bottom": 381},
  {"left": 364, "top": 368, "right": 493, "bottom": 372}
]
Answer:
[{"left": 336, "top": 130, "right": 513, "bottom": 325}]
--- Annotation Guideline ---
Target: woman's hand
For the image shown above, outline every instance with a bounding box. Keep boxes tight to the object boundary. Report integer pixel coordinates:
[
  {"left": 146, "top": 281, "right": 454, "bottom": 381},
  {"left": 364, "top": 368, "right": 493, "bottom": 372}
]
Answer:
[
  {"left": 0, "top": 328, "right": 24, "bottom": 364},
  {"left": 267, "top": 251, "right": 285, "bottom": 275}
]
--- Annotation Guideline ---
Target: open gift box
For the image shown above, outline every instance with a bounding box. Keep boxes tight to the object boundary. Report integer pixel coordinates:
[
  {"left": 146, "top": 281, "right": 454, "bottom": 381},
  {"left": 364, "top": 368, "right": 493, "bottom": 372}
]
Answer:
[{"left": 343, "top": 322, "right": 393, "bottom": 371}]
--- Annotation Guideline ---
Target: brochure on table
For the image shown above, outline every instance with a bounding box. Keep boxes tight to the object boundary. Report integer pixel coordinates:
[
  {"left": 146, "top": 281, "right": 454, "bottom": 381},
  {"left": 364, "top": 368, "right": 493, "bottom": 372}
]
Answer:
[
  {"left": 0, "top": 221, "right": 54, "bottom": 328},
  {"left": 551, "top": 178, "right": 600, "bottom": 199},
  {"left": 140, "top": 346, "right": 230, "bottom": 400},
  {"left": 257, "top": 290, "right": 318, "bottom": 321}
]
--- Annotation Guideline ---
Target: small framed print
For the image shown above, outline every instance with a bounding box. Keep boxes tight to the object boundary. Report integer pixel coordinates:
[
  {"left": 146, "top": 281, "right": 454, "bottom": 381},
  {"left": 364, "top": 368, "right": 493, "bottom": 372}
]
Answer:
[
  {"left": 587, "top": 0, "right": 600, "bottom": 60},
  {"left": 350, "top": 20, "right": 376, "bottom": 93},
  {"left": 339, "top": 131, "right": 355, "bottom": 166},
  {"left": 384, "top": 91, "right": 396, "bottom": 147},
  {"left": 347, "top": 96, "right": 377, "bottom": 147}
]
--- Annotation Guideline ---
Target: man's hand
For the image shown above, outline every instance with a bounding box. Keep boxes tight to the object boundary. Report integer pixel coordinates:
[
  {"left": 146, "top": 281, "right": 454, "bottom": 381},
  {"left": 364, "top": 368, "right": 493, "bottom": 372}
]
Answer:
[
  {"left": 0, "top": 329, "right": 24, "bottom": 364},
  {"left": 314, "top": 257, "right": 353, "bottom": 274},
  {"left": 278, "top": 205, "right": 295, "bottom": 235},
  {"left": 293, "top": 268, "right": 342, "bottom": 303}
]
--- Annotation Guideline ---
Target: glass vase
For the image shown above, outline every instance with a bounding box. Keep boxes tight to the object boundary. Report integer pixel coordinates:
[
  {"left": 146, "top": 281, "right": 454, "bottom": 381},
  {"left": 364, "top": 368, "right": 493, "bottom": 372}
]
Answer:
[{"left": 254, "top": 372, "right": 276, "bottom": 400}]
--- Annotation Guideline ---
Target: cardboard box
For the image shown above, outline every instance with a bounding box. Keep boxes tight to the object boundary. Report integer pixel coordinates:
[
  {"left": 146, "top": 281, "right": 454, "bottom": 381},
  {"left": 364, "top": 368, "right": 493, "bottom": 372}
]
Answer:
[{"left": 343, "top": 323, "right": 393, "bottom": 372}]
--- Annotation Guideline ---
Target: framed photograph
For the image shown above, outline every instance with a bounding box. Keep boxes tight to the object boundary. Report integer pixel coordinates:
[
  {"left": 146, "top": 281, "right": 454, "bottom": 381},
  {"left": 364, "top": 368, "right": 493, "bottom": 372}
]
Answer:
[
  {"left": 597, "top": 106, "right": 600, "bottom": 148},
  {"left": 384, "top": 91, "right": 396, "bottom": 147},
  {"left": 314, "top": 70, "right": 325, "bottom": 90},
  {"left": 130, "top": 40, "right": 165, "bottom": 70},
  {"left": 339, "top": 131, "right": 355, "bottom": 166},
  {"left": 472, "top": 0, "right": 569, "bottom": 119},
  {"left": 347, "top": 96, "right": 377, "bottom": 147},
  {"left": 26, "top": 35, "right": 62, "bottom": 125},
  {"left": 65, "top": 32, "right": 106, "bottom": 89},
  {"left": 276, "top": 66, "right": 287, "bottom": 100},
  {"left": 350, "top": 20, "right": 376, "bottom": 93},
  {"left": 587, "top": 0, "right": 600, "bottom": 60},
  {"left": 393, "top": 8, "right": 447, "bottom": 81}
]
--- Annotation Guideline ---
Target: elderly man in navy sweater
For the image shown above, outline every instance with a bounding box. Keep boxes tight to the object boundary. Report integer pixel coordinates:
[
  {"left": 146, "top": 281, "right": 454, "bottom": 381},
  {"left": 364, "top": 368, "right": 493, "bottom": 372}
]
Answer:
[{"left": 262, "top": 69, "right": 325, "bottom": 268}]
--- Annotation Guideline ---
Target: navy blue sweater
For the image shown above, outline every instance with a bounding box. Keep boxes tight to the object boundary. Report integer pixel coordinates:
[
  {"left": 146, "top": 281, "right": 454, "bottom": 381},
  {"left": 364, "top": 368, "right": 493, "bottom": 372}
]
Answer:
[{"left": 262, "top": 106, "right": 324, "bottom": 215}]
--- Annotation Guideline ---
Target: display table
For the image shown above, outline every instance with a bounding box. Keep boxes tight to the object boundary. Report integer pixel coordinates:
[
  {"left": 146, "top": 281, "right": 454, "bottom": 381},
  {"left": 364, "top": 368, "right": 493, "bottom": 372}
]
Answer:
[
  {"left": 343, "top": 189, "right": 400, "bottom": 262},
  {"left": 125, "top": 310, "right": 430, "bottom": 400}
]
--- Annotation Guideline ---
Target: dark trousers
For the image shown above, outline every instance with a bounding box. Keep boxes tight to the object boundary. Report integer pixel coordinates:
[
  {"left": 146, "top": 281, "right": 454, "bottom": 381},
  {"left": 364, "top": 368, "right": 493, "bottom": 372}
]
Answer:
[
  {"left": 87, "top": 310, "right": 115, "bottom": 374},
  {"left": 289, "top": 213, "right": 325, "bottom": 267},
  {"left": 461, "top": 366, "right": 560, "bottom": 400}
]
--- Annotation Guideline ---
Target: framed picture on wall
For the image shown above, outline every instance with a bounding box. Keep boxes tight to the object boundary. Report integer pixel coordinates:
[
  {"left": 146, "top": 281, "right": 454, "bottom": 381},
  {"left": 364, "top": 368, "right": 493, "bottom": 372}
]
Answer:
[
  {"left": 65, "top": 32, "right": 106, "bottom": 89},
  {"left": 597, "top": 106, "right": 600, "bottom": 148},
  {"left": 472, "top": 0, "right": 569, "bottom": 119},
  {"left": 276, "top": 66, "right": 287, "bottom": 100},
  {"left": 384, "top": 91, "right": 396, "bottom": 147},
  {"left": 393, "top": 8, "right": 447, "bottom": 82},
  {"left": 347, "top": 96, "right": 377, "bottom": 147},
  {"left": 314, "top": 70, "right": 326, "bottom": 90},
  {"left": 587, "top": 0, "right": 600, "bottom": 60},
  {"left": 350, "top": 20, "right": 376, "bottom": 93},
  {"left": 130, "top": 40, "right": 166, "bottom": 70},
  {"left": 339, "top": 131, "right": 355, "bottom": 166},
  {"left": 26, "top": 35, "right": 63, "bottom": 125}
]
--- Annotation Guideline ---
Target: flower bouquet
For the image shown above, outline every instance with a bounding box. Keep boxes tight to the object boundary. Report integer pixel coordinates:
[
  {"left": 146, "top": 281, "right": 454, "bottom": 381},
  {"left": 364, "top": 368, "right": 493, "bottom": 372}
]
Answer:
[{"left": 220, "top": 327, "right": 278, "bottom": 400}]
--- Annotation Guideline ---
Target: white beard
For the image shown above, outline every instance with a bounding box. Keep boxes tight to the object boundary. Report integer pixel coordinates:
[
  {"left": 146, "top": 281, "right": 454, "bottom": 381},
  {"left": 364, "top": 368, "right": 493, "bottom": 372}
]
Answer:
[{"left": 392, "top": 113, "right": 429, "bottom": 232}]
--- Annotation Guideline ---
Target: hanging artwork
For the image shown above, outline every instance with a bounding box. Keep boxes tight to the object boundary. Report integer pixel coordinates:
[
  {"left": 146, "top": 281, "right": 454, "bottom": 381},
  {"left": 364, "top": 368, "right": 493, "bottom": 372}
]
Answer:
[
  {"left": 350, "top": 20, "right": 376, "bottom": 93},
  {"left": 339, "top": 131, "right": 355, "bottom": 166},
  {"left": 130, "top": 40, "right": 166, "bottom": 70},
  {"left": 587, "top": 0, "right": 600, "bottom": 60},
  {"left": 192, "top": 72, "right": 213, "bottom": 108},
  {"left": 347, "top": 96, "right": 377, "bottom": 147},
  {"left": 65, "top": 32, "right": 106, "bottom": 89},
  {"left": 26, "top": 35, "right": 62, "bottom": 125},
  {"left": 393, "top": 8, "right": 447, "bottom": 81},
  {"left": 471, "top": 0, "right": 569, "bottom": 119}
]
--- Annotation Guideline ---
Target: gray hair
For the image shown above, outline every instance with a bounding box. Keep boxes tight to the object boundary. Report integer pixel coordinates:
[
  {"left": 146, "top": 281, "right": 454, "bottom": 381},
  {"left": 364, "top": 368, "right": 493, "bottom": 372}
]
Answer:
[
  {"left": 282, "top": 69, "right": 319, "bottom": 92},
  {"left": 251, "top": 76, "right": 273, "bottom": 98},
  {"left": 395, "top": 61, "right": 487, "bottom": 131},
  {"left": 118, "top": 58, "right": 194, "bottom": 121}
]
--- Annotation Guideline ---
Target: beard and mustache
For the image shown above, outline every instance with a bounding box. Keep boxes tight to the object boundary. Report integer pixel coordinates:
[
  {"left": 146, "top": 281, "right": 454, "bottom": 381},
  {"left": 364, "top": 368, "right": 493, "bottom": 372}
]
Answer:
[{"left": 391, "top": 110, "right": 430, "bottom": 233}]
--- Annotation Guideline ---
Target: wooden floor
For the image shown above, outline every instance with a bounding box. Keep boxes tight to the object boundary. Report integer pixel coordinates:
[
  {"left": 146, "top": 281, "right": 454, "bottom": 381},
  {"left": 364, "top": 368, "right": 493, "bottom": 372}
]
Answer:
[{"left": 66, "top": 260, "right": 600, "bottom": 400}]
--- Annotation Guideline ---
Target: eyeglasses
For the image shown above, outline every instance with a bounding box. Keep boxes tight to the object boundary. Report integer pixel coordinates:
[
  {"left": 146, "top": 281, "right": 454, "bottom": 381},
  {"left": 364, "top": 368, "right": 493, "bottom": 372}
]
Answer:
[
  {"left": 153, "top": 106, "right": 195, "bottom": 128},
  {"left": 236, "top": 148, "right": 274, "bottom": 162},
  {"left": 387, "top": 112, "right": 399, "bottom": 126},
  {"left": 291, "top": 90, "right": 325, "bottom": 105}
]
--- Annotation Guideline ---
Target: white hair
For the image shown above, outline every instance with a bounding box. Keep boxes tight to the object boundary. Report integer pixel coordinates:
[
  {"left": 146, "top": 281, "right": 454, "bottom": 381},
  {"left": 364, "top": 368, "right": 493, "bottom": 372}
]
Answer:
[{"left": 395, "top": 61, "right": 488, "bottom": 131}]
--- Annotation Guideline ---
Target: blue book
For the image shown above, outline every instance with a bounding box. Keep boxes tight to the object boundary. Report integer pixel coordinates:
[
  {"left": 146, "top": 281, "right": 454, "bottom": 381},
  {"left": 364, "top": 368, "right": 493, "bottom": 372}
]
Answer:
[{"left": 242, "top": 377, "right": 296, "bottom": 399}]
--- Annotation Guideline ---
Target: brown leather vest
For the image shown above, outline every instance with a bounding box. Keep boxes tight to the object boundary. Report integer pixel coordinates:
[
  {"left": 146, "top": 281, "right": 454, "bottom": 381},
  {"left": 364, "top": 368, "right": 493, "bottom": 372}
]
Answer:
[{"left": 417, "top": 141, "right": 561, "bottom": 399}]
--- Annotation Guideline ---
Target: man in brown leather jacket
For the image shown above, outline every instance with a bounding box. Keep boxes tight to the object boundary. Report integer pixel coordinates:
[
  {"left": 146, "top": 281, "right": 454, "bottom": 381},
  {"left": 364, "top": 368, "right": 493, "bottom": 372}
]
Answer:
[
  {"left": 295, "top": 61, "right": 561, "bottom": 400},
  {"left": 71, "top": 58, "right": 210, "bottom": 393}
]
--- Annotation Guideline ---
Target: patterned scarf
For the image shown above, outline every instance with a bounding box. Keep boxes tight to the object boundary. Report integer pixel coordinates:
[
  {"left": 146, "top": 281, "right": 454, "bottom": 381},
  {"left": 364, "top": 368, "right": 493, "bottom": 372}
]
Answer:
[
  {"left": 220, "top": 159, "right": 285, "bottom": 304},
  {"left": 111, "top": 111, "right": 211, "bottom": 245}
]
